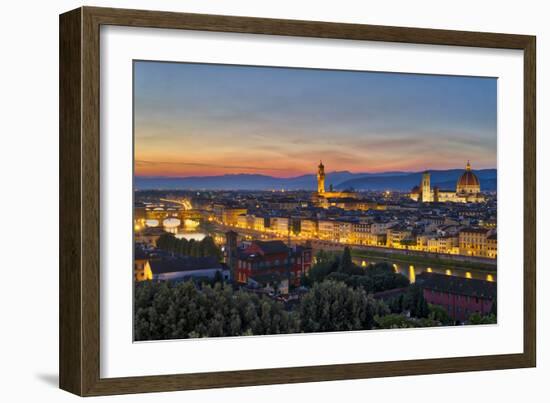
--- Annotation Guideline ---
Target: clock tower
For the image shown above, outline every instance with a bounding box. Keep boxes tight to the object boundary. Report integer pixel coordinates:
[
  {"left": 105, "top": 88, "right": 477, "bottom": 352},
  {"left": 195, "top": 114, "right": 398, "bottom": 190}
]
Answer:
[{"left": 317, "top": 161, "right": 325, "bottom": 194}]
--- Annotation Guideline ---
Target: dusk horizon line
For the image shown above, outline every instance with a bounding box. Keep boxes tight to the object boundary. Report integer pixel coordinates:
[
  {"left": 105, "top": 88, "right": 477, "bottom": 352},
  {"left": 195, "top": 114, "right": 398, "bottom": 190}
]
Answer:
[{"left": 135, "top": 166, "right": 498, "bottom": 180}]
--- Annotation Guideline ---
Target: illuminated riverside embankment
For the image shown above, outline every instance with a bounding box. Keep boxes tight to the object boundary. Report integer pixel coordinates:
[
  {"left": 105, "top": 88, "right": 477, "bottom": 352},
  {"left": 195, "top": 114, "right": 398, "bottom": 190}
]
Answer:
[{"left": 206, "top": 221, "right": 497, "bottom": 282}]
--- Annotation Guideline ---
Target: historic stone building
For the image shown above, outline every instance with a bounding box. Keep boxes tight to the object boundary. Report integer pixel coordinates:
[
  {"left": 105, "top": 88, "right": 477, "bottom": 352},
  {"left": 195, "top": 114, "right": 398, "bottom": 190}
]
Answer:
[
  {"left": 312, "top": 161, "right": 358, "bottom": 207},
  {"left": 410, "top": 161, "right": 486, "bottom": 203}
]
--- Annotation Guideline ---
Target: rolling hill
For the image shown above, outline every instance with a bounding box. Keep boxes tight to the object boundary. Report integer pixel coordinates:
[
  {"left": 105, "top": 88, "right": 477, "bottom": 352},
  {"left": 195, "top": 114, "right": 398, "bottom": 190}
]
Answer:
[{"left": 134, "top": 169, "right": 497, "bottom": 191}]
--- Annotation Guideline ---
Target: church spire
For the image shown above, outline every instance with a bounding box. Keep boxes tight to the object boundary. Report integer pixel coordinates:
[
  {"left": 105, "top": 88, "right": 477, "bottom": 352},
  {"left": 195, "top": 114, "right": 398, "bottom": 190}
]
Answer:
[{"left": 466, "top": 160, "right": 471, "bottom": 171}]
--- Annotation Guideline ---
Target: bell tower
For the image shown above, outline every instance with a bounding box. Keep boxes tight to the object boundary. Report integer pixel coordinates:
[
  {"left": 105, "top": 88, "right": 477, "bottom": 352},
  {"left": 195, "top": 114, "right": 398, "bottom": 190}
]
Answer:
[
  {"left": 421, "top": 171, "right": 432, "bottom": 202},
  {"left": 317, "top": 161, "right": 325, "bottom": 194}
]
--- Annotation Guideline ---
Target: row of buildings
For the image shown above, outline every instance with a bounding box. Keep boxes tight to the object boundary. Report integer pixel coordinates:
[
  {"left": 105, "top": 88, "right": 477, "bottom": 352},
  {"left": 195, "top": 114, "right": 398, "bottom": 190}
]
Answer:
[
  {"left": 386, "top": 225, "right": 497, "bottom": 258},
  {"left": 135, "top": 202, "right": 497, "bottom": 259},
  {"left": 224, "top": 213, "right": 497, "bottom": 258},
  {"left": 199, "top": 161, "right": 497, "bottom": 259}
]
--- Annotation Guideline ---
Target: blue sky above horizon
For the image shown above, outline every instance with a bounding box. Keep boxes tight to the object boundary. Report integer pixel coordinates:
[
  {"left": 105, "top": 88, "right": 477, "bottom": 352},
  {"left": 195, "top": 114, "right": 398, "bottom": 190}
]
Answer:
[{"left": 134, "top": 61, "right": 497, "bottom": 178}]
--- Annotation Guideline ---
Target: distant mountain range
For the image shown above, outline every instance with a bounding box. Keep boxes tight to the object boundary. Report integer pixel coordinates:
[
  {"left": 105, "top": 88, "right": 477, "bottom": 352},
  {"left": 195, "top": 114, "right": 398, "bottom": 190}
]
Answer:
[{"left": 135, "top": 169, "right": 497, "bottom": 192}]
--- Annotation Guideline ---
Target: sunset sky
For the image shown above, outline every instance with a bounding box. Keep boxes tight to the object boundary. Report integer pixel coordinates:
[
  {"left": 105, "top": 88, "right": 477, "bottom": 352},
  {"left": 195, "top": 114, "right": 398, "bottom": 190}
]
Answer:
[{"left": 134, "top": 61, "right": 497, "bottom": 178}]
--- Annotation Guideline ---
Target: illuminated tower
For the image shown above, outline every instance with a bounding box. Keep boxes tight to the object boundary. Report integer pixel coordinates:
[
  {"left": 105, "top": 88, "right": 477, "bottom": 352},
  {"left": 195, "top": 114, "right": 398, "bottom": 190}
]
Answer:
[
  {"left": 421, "top": 171, "right": 432, "bottom": 202},
  {"left": 317, "top": 161, "right": 325, "bottom": 194}
]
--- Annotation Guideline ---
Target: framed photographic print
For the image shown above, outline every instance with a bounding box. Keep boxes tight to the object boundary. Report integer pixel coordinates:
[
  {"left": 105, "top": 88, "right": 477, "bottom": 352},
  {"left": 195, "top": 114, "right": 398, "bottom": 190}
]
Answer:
[{"left": 59, "top": 6, "right": 536, "bottom": 396}]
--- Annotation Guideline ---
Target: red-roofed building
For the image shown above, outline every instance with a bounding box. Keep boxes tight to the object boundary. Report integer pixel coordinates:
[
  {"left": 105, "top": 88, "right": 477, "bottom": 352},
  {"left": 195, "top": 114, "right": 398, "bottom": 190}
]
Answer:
[
  {"left": 417, "top": 272, "right": 496, "bottom": 322},
  {"left": 235, "top": 240, "right": 312, "bottom": 287}
]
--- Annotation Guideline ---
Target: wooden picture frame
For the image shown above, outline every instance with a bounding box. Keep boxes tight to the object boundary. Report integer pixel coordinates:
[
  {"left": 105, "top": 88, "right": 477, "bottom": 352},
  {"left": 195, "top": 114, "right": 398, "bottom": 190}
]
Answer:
[{"left": 59, "top": 6, "right": 536, "bottom": 396}]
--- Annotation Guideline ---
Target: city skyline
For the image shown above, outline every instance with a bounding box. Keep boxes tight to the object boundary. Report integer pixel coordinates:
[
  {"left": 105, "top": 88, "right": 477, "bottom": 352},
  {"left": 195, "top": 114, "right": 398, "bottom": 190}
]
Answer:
[
  {"left": 134, "top": 61, "right": 497, "bottom": 178},
  {"left": 133, "top": 60, "right": 498, "bottom": 339}
]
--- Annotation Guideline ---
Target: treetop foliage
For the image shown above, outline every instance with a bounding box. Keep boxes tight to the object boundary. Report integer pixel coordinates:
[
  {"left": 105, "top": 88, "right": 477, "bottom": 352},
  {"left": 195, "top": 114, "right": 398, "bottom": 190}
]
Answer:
[
  {"left": 302, "top": 248, "right": 410, "bottom": 294},
  {"left": 156, "top": 233, "right": 222, "bottom": 260},
  {"left": 134, "top": 246, "right": 484, "bottom": 340},
  {"left": 135, "top": 281, "right": 298, "bottom": 340}
]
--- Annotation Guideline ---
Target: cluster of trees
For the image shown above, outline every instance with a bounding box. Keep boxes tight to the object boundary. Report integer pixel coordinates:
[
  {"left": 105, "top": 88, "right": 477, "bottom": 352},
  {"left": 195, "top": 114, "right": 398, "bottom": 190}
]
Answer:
[
  {"left": 374, "top": 283, "right": 454, "bottom": 328},
  {"left": 135, "top": 281, "right": 298, "bottom": 340},
  {"left": 300, "top": 280, "right": 389, "bottom": 332},
  {"left": 386, "top": 284, "right": 429, "bottom": 317},
  {"left": 135, "top": 279, "right": 393, "bottom": 340},
  {"left": 298, "top": 248, "right": 464, "bottom": 330},
  {"left": 156, "top": 233, "right": 222, "bottom": 260},
  {"left": 134, "top": 247, "right": 495, "bottom": 340},
  {"left": 468, "top": 312, "right": 497, "bottom": 325},
  {"left": 301, "top": 247, "right": 410, "bottom": 294},
  {"left": 467, "top": 299, "right": 497, "bottom": 324}
]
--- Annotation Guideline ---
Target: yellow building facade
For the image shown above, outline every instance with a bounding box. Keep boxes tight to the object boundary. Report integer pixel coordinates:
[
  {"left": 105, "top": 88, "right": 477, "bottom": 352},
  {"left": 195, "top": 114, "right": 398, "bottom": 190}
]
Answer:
[{"left": 458, "top": 228, "right": 496, "bottom": 258}]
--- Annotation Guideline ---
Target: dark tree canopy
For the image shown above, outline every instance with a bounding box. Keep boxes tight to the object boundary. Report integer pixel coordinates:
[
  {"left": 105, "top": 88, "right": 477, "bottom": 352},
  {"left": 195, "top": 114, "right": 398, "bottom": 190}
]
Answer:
[
  {"left": 299, "top": 280, "right": 389, "bottom": 333},
  {"left": 305, "top": 249, "right": 409, "bottom": 294},
  {"left": 405, "top": 284, "right": 430, "bottom": 319},
  {"left": 156, "top": 233, "right": 222, "bottom": 260},
  {"left": 134, "top": 279, "right": 394, "bottom": 339},
  {"left": 468, "top": 312, "right": 497, "bottom": 325},
  {"left": 134, "top": 246, "right": 479, "bottom": 341},
  {"left": 134, "top": 281, "right": 298, "bottom": 340}
]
